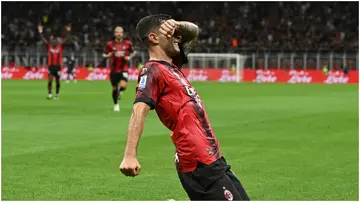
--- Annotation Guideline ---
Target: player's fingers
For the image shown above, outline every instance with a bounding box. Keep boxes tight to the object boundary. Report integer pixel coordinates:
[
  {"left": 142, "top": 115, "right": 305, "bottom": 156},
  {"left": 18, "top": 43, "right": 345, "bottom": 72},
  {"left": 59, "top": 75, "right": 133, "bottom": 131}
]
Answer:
[
  {"left": 135, "top": 166, "right": 141, "bottom": 176},
  {"left": 160, "top": 26, "right": 172, "bottom": 34},
  {"left": 167, "top": 19, "right": 177, "bottom": 27},
  {"left": 128, "top": 168, "right": 137, "bottom": 177},
  {"left": 159, "top": 28, "right": 168, "bottom": 36},
  {"left": 164, "top": 22, "right": 175, "bottom": 31}
]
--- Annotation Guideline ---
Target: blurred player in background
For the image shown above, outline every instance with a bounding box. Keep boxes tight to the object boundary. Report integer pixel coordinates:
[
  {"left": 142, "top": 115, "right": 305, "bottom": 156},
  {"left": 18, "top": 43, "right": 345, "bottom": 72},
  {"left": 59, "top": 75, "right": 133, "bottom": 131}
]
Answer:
[
  {"left": 103, "top": 26, "right": 137, "bottom": 112},
  {"left": 65, "top": 55, "right": 76, "bottom": 83},
  {"left": 119, "top": 15, "right": 250, "bottom": 201},
  {"left": 38, "top": 24, "right": 71, "bottom": 100}
]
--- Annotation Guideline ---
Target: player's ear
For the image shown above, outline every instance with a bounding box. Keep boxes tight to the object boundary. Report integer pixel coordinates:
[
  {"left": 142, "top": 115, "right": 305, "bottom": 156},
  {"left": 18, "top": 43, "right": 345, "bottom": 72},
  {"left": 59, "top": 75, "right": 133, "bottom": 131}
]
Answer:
[{"left": 148, "top": 32, "right": 159, "bottom": 45}]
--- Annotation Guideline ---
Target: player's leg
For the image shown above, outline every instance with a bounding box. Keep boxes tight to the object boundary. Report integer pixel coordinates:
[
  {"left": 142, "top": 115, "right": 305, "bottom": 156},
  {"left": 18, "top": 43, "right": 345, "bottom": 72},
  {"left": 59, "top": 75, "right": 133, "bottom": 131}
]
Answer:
[
  {"left": 110, "top": 72, "right": 120, "bottom": 111},
  {"left": 226, "top": 170, "right": 250, "bottom": 200},
  {"left": 47, "top": 73, "right": 54, "bottom": 99},
  {"left": 203, "top": 172, "right": 248, "bottom": 201},
  {"left": 47, "top": 66, "right": 54, "bottom": 99},
  {"left": 66, "top": 69, "right": 71, "bottom": 83},
  {"left": 176, "top": 167, "right": 205, "bottom": 200},
  {"left": 72, "top": 68, "right": 77, "bottom": 83},
  {"left": 118, "top": 72, "right": 129, "bottom": 99},
  {"left": 54, "top": 67, "right": 61, "bottom": 99}
]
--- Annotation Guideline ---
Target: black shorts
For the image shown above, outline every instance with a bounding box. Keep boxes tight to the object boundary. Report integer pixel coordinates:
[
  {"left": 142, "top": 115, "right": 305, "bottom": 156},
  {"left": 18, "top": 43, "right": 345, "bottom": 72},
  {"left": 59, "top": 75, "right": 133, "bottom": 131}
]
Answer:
[
  {"left": 177, "top": 157, "right": 250, "bottom": 201},
  {"left": 110, "top": 71, "right": 128, "bottom": 86},
  {"left": 67, "top": 66, "right": 75, "bottom": 74},
  {"left": 48, "top": 65, "right": 61, "bottom": 78}
]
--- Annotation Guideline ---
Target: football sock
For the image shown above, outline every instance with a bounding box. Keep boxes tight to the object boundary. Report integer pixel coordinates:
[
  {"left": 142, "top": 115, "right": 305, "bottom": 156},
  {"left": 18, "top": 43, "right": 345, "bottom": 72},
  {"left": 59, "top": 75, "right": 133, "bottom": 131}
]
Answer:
[
  {"left": 112, "top": 89, "right": 118, "bottom": 104},
  {"left": 56, "top": 83, "right": 60, "bottom": 94},
  {"left": 48, "top": 81, "right": 52, "bottom": 94}
]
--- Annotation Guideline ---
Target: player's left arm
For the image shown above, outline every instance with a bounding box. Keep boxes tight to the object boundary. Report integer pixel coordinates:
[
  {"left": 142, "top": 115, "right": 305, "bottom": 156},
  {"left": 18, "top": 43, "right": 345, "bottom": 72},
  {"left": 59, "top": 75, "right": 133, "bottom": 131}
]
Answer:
[
  {"left": 125, "top": 41, "right": 137, "bottom": 62},
  {"left": 60, "top": 24, "right": 72, "bottom": 45},
  {"left": 176, "top": 21, "right": 199, "bottom": 55}
]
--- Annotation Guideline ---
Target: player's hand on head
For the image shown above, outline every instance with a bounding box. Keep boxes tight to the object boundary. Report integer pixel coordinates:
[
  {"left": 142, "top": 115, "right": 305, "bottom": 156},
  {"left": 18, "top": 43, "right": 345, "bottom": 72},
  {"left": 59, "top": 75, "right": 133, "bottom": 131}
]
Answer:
[
  {"left": 159, "top": 19, "right": 179, "bottom": 38},
  {"left": 120, "top": 157, "right": 141, "bottom": 177}
]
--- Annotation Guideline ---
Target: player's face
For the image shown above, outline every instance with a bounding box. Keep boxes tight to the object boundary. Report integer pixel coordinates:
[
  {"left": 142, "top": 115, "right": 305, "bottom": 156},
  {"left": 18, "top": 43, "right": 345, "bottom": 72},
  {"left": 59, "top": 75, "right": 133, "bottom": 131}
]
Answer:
[
  {"left": 114, "top": 28, "right": 124, "bottom": 40},
  {"left": 51, "top": 39, "right": 58, "bottom": 46},
  {"left": 158, "top": 32, "right": 181, "bottom": 57}
]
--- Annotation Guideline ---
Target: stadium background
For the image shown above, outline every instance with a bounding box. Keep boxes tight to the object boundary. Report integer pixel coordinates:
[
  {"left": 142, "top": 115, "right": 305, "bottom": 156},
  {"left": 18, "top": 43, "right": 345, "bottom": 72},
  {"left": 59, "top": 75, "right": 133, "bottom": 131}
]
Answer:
[{"left": 1, "top": 1, "right": 359, "bottom": 201}]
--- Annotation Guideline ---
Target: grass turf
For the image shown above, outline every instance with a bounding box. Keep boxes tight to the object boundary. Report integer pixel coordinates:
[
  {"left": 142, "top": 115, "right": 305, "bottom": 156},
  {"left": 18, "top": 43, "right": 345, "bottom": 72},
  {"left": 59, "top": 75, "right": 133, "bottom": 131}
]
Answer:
[{"left": 1, "top": 80, "right": 358, "bottom": 200}]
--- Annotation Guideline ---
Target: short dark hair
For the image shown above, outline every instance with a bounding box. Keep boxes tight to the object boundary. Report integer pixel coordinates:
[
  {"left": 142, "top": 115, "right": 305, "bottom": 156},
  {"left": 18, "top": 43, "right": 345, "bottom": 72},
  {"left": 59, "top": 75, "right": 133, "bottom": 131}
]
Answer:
[{"left": 136, "top": 14, "right": 172, "bottom": 46}]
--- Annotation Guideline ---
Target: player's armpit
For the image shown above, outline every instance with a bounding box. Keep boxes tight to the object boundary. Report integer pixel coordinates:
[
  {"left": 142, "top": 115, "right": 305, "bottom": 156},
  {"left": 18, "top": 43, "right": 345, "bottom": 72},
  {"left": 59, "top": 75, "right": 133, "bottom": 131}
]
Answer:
[{"left": 124, "top": 102, "right": 150, "bottom": 158}]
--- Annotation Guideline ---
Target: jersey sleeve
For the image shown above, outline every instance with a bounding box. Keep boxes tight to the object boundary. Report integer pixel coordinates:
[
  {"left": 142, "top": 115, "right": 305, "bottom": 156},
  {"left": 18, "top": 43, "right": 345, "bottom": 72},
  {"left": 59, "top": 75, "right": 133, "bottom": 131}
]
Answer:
[
  {"left": 128, "top": 40, "right": 134, "bottom": 53},
  {"left": 134, "top": 63, "right": 165, "bottom": 110},
  {"left": 105, "top": 41, "right": 112, "bottom": 54}
]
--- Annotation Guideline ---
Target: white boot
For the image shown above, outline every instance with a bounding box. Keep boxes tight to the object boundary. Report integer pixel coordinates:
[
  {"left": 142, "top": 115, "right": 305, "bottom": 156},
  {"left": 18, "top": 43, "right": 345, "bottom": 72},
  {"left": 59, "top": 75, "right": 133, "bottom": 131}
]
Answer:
[{"left": 114, "top": 103, "right": 120, "bottom": 112}]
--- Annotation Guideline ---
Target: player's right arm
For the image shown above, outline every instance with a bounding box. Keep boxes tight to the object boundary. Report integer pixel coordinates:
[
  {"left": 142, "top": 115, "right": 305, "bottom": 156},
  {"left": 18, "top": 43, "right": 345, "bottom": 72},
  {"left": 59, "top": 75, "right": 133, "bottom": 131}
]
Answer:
[
  {"left": 37, "top": 24, "right": 48, "bottom": 44},
  {"left": 102, "top": 41, "right": 113, "bottom": 58},
  {"left": 120, "top": 64, "right": 165, "bottom": 177}
]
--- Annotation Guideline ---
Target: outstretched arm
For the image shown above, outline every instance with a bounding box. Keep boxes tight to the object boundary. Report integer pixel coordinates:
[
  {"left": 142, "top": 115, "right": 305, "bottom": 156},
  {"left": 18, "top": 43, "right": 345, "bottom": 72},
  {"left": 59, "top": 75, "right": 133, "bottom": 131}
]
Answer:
[
  {"left": 60, "top": 24, "right": 72, "bottom": 44},
  {"left": 120, "top": 102, "right": 150, "bottom": 177},
  {"left": 124, "top": 102, "right": 150, "bottom": 158},
  {"left": 38, "top": 25, "right": 48, "bottom": 44}
]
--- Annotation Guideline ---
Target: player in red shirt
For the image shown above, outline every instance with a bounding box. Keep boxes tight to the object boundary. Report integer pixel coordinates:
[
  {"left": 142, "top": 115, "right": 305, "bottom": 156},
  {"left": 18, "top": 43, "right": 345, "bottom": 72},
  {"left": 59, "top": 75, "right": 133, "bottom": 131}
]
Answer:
[
  {"left": 38, "top": 24, "right": 71, "bottom": 100},
  {"left": 103, "top": 26, "right": 137, "bottom": 112},
  {"left": 119, "top": 15, "right": 250, "bottom": 201}
]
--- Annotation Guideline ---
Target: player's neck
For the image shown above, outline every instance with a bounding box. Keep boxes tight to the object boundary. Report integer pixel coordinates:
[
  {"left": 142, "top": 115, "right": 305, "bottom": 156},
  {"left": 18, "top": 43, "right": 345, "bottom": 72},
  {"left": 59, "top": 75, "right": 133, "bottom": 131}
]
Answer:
[
  {"left": 149, "top": 48, "right": 172, "bottom": 64},
  {"left": 115, "top": 38, "right": 123, "bottom": 43}
]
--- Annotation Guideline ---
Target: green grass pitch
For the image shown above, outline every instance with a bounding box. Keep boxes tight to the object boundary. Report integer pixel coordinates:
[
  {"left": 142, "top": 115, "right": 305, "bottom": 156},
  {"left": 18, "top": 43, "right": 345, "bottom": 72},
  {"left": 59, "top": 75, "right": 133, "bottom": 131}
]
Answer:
[{"left": 1, "top": 80, "right": 358, "bottom": 200}]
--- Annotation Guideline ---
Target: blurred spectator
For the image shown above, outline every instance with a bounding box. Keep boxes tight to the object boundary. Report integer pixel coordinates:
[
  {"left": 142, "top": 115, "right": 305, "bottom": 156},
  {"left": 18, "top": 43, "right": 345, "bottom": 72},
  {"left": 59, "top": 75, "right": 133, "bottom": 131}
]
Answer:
[{"left": 1, "top": 2, "right": 358, "bottom": 52}]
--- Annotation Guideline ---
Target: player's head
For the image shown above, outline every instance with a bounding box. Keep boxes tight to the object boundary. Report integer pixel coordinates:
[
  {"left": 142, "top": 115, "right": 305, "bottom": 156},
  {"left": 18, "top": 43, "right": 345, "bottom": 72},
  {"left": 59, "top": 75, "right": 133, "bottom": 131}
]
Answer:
[
  {"left": 50, "top": 36, "right": 58, "bottom": 46},
  {"left": 136, "top": 14, "right": 181, "bottom": 57},
  {"left": 114, "top": 26, "right": 124, "bottom": 40}
]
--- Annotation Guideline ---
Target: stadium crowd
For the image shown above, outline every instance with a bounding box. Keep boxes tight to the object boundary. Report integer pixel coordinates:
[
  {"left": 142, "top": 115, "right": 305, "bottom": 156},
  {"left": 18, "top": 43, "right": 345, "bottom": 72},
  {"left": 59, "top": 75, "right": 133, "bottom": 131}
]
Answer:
[{"left": 2, "top": 2, "right": 358, "bottom": 53}]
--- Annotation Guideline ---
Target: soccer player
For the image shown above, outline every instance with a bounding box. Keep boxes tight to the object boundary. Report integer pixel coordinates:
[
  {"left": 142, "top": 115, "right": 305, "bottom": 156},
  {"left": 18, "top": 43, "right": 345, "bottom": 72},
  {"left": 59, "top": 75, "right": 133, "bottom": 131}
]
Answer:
[
  {"left": 66, "top": 55, "right": 76, "bottom": 83},
  {"left": 119, "top": 15, "right": 250, "bottom": 201},
  {"left": 38, "top": 24, "right": 71, "bottom": 100},
  {"left": 103, "top": 26, "right": 137, "bottom": 112}
]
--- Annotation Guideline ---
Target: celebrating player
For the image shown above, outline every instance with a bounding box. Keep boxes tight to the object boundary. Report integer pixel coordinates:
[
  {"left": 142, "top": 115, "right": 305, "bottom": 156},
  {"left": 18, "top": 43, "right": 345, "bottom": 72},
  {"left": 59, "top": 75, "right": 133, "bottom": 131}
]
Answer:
[
  {"left": 119, "top": 15, "right": 250, "bottom": 201},
  {"left": 103, "top": 26, "right": 137, "bottom": 112},
  {"left": 38, "top": 24, "right": 71, "bottom": 100}
]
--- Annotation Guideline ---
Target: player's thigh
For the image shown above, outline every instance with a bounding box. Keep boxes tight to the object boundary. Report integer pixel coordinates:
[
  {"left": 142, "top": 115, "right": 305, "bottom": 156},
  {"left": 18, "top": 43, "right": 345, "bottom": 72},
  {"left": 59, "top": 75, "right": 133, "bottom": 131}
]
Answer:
[
  {"left": 110, "top": 72, "right": 121, "bottom": 87},
  {"left": 203, "top": 174, "right": 243, "bottom": 201},
  {"left": 119, "top": 72, "right": 128, "bottom": 86},
  {"left": 226, "top": 170, "right": 250, "bottom": 201},
  {"left": 177, "top": 171, "right": 204, "bottom": 200}
]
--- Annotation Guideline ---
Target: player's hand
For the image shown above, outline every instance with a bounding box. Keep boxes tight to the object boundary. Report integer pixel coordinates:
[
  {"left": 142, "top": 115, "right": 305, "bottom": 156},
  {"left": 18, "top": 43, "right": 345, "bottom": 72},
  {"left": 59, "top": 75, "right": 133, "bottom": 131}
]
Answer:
[
  {"left": 124, "top": 56, "right": 131, "bottom": 62},
  {"left": 120, "top": 157, "right": 141, "bottom": 177},
  {"left": 159, "top": 19, "right": 179, "bottom": 38},
  {"left": 65, "top": 24, "right": 71, "bottom": 32},
  {"left": 38, "top": 24, "right": 43, "bottom": 33}
]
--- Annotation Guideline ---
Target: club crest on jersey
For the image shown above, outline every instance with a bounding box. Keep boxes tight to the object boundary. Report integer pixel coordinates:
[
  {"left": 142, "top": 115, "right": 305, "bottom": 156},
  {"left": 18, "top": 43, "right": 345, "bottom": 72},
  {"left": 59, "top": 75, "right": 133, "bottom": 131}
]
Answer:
[
  {"left": 223, "top": 188, "right": 233, "bottom": 201},
  {"left": 139, "top": 75, "right": 147, "bottom": 89}
]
